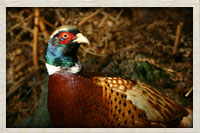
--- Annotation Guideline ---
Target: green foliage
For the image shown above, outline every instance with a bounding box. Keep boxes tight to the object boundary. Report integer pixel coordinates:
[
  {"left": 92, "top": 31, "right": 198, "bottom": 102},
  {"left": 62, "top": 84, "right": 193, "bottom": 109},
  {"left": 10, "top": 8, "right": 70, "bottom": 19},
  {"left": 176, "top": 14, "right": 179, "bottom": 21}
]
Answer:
[
  {"left": 108, "top": 54, "right": 174, "bottom": 91},
  {"left": 15, "top": 80, "right": 53, "bottom": 128}
]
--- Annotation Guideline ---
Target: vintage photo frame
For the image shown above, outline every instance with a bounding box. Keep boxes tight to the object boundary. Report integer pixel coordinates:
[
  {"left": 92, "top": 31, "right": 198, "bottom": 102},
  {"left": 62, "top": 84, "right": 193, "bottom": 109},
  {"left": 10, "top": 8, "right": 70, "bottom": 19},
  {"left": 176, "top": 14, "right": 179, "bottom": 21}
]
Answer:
[{"left": 0, "top": 0, "right": 199, "bottom": 132}]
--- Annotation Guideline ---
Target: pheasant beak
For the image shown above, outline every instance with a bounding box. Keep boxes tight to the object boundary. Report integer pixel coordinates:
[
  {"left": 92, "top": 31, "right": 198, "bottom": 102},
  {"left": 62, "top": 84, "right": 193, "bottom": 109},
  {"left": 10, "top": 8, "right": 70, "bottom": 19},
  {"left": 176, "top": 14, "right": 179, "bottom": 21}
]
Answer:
[{"left": 73, "top": 33, "right": 90, "bottom": 45}]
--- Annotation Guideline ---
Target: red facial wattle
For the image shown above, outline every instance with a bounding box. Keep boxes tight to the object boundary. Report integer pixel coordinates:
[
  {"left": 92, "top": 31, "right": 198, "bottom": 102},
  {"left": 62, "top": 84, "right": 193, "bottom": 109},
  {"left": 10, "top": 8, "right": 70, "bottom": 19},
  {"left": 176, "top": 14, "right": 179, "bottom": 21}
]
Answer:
[{"left": 58, "top": 32, "right": 75, "bottom": 45}]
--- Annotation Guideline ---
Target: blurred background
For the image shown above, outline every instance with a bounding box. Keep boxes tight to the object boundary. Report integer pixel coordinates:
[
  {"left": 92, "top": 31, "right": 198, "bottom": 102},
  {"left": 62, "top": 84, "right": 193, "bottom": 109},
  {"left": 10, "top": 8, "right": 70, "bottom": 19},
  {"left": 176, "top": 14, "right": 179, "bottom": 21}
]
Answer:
[{"left": 6, "top": 7, "right": 193, "bottom": 127}]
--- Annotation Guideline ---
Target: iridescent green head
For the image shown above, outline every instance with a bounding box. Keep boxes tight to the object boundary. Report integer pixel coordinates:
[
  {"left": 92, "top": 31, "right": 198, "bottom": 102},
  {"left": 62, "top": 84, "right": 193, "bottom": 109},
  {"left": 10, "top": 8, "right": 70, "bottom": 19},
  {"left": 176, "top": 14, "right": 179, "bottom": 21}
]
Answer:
[{"left": 45, "top": 25, "right": 90, "bottom": 75}]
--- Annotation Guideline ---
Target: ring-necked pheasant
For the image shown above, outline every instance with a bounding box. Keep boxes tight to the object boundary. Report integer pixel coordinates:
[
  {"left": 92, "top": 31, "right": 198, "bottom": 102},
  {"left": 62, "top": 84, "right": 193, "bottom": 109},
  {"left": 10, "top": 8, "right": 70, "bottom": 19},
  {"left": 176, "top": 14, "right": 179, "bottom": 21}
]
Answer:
[{"left": 45, "top": 25, "right": 192, "bottom": 128}]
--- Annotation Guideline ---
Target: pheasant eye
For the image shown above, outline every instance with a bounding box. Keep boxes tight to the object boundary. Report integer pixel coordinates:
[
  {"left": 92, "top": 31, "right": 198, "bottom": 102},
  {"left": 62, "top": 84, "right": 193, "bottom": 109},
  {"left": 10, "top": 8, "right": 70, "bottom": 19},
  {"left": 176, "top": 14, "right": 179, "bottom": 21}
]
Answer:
[{"left": 62, "top": 33, "right": 68, "bottom": 39}]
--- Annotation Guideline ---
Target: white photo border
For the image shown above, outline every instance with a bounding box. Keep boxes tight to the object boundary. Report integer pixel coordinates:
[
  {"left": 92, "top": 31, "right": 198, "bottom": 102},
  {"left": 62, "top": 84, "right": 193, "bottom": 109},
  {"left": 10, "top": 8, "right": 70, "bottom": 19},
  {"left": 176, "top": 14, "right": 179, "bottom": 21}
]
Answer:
[{"left": 0, "top": 0, "right": 199, "bottom": 132}]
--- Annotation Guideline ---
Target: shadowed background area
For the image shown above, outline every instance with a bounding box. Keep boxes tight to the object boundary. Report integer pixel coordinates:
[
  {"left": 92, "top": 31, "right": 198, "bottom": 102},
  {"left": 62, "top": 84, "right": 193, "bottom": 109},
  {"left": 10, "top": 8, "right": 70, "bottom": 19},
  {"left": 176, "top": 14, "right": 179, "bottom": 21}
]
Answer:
[{"left": 6, "top": 7, "right": 193, "bottom": 127}]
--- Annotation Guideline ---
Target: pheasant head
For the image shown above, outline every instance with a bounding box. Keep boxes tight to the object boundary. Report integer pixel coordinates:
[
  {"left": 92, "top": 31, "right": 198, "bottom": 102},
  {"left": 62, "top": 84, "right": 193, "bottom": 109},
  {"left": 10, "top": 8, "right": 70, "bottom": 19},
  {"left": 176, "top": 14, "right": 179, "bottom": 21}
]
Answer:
[{"left": 45, "top": 25, "right": 90, "bottom": 75}]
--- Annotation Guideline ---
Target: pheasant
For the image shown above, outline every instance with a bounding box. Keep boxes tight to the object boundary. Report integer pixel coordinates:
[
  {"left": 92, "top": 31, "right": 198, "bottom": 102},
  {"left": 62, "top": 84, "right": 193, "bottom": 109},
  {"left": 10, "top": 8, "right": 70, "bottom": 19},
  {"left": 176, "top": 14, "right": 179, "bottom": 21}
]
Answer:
[{"left": 45, "top": 25, "right": 192, "bottom": 128}]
